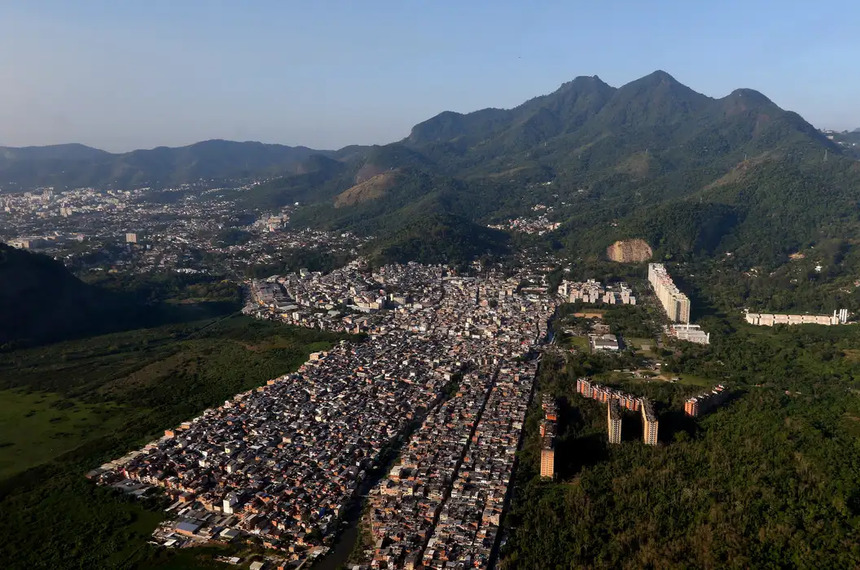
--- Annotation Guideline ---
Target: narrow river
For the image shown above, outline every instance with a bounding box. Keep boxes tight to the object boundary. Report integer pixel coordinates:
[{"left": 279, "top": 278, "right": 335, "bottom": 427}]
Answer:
[{"left": 311, "top": 471, "right": 380, "bottom": 570}]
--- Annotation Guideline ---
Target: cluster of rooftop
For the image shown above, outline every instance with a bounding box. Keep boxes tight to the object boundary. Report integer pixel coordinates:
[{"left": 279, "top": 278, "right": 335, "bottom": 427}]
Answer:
[
  {"left": 419, "top": 365, "right": 537, "bottom": 568},
  {"left": 95, "top": 330, "right": 449, "bottom": 563},
  {"left": 684, "top": 385, "right": 729, "bottom": 417},
  {"left": 558, "top": 279, "right": 636, "bottom": 305},
  {"left": 246, "top": 262, "right": 445, "bottom": 334},
  {"left": 0, "top": 185, "right": 366, "bottom": 277},
  {"left": 363, "top": 274, "right": 554, "bottom": 569},
  {"left": 93, "top": 262, "right": 556, "bottom": 568},
  {"left": 648, "top": 263, "right": 690, "bottom": 324},
  {"left": 486, "top": 205, "right": 560, "bottom": 235}
]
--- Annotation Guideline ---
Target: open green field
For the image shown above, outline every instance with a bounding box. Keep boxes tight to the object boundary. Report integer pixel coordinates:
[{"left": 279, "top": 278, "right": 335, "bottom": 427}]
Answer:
[
  {"left": 625, "top": 336, "right": 656, "bottom": 356},
  {"left": 668, "top": 372, "right": 713, "bottom": 387},
  {"left": 558, "top": 333, "right": 589, "bottom": 351},
  {"left": 0, "top": 315, "right": 346, "bottom": 570},
  {"left": 0, "top": 389, "right": 125, "bottom": 480}
]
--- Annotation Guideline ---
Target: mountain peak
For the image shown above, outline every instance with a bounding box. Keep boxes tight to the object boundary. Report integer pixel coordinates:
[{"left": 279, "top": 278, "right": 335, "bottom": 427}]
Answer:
[
  {"left": 641, "top": 69, "right": 680, "bottom": 84},
  {"left": 591, "top": 70, "right": 710, "bottom": 129},
  {"left": 616, "top": 70, "right": 702, "bottom": 99},
  {"left": 727, "top": 88, "right": 774, "bottom": 105},
  {"left": 561, "top": 75, "right": 611, "bottom": 88}
]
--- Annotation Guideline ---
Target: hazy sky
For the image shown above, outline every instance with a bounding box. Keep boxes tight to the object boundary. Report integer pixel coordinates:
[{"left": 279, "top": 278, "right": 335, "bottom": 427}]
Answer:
[{"left": 1, "top": 1, "right": 858, "bottom": 152}]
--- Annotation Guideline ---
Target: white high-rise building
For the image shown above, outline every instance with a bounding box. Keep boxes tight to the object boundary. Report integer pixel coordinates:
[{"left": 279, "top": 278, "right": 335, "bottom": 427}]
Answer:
[{"left": 648, "top": 263, "right": 691, "bottom": 324}]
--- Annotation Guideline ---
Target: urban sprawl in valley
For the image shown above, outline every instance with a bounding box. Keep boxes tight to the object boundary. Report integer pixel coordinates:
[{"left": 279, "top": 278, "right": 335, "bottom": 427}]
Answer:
[{"left": 90, "top": 262, "right": 554, "bottom": 569}]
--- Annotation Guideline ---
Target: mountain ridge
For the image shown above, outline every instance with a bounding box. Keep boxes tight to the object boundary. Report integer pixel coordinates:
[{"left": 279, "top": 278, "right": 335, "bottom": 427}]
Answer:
[
  {"left": 268, "top": 70, "right": 854, "bottom": 266},
  {"left": 0, "top": 71, "right": 842, "bottom": 192},
  {"left": 0, "top": 139, "right": 358, "bottom": 190},
  {"left": 4, "top": 71, "right": 857, "bottom": 269}
]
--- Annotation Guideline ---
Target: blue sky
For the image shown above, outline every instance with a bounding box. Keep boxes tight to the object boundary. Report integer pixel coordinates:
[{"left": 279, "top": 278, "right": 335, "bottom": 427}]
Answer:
[{"left": 1, "top": 1, "right": 857, "bottom": 151}]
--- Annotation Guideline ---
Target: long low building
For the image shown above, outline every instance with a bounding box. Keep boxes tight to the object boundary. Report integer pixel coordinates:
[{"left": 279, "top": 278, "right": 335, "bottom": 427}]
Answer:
[
  {"left": 745, "top": 309, "right": 848, "bottom": 326},
  {"left": 666, "top": 324, "right": 710, "bottom": 345}
]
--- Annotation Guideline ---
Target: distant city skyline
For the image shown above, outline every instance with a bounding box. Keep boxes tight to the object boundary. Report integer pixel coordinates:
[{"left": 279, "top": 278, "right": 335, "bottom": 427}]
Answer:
[{"left": 1, "top": 1, "right": 858, "bottom": 152}]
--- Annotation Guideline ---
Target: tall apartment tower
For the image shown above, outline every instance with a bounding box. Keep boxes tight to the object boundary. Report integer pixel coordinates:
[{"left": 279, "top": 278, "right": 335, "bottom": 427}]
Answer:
[
  {"left": 641, "top": 399, "right": 658, "bottom": 446},
  {"left": 540, "top": 446, "right": 555, "bottom": 479},
  {"left": 648, "top": 263, "right": 691, "bottom": 324},
  {"left": 576, "top": 377, "right": 593, "bottom": 398},
  {"left": 684, "top": 398, "right": 700, "bottom": 417},
  {"left": 674, "top": 296, "right": 691, "bottom": 325},
  {"left": 540, "top": 395, "right": 558, "bottom": 478},
  {"left": 607, "top": 399, "right": 622, "bottom": 444}
]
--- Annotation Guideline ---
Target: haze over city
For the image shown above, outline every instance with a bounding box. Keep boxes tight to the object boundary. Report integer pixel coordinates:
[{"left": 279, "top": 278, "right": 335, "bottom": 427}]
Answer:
[
  {"left": 1, "top": 0, "right": 859, "bottom": 151},
  {"left": 4, "top": 2, "right": 860, "bottom": 569}
]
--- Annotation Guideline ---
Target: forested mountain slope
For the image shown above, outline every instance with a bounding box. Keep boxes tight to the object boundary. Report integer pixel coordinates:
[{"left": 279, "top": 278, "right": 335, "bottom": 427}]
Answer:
[
  {"left": 6, "top": 71, "right": 857, "bottom": 269},
  {"left": 247, "top": 71, "right": 855, "bottom": 267}
]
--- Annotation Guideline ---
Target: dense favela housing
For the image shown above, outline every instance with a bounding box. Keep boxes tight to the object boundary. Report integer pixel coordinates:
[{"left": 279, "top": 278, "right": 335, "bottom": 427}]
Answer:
[{"left": 91, "top": 262, "right": 556, "bottom": 569}]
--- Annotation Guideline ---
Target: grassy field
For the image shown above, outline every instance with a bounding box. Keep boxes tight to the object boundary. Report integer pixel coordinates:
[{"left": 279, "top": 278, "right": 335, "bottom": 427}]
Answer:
[
  {"left": 625, "top": 336, "right": 656, "bottom": 356},
  {"left": 659, "top": 372, "right": 713, "bottom": 387},
  {"left": 558, "top": 334, "right": 589, "bottom": 351},
  {"left": 0, "top": 389, "right": 125, "bottom": 480},
  {"left": 0, "top": 315, "right": 346, "bottom": 570}
]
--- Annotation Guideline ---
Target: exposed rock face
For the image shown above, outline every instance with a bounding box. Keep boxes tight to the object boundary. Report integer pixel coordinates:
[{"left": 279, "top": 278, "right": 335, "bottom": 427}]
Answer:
[
  {"left": 606, "top": 239, "right": 653, "bottom": 263},
  {"left": 334, "top": 171, "right": 398, "bottom": 208}
]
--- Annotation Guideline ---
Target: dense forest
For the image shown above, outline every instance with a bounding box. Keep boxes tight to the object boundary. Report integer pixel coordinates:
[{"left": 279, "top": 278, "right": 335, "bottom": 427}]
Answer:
[{"left": 500, "top": 321, "right": 860, "bottom": 569}]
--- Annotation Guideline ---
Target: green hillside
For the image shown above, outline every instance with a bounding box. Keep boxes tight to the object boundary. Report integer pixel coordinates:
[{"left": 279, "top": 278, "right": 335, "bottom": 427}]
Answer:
[
  {"left": 0, "top": 245, "right": 236, "bottom": 348},
  {"left": 4, "top": 71, "right": 858, "bottom": 275},
  {"left": 236, "top": 71, "right": 855, "bottom": 271}
]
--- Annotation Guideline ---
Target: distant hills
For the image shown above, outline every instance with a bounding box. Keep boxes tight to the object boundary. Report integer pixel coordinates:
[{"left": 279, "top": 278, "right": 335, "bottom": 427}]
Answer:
[
  {"left": 0, "top": 140, "right": 353, "bottom": 190},
  {"left": 4, "top": 71, "right": 859, "bottom": 268}
]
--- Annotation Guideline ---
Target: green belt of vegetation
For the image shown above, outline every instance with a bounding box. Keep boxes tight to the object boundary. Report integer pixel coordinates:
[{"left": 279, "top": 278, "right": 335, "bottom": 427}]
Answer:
[{"left": 0, "top": 315, "right": 346, "bottom": 570}]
